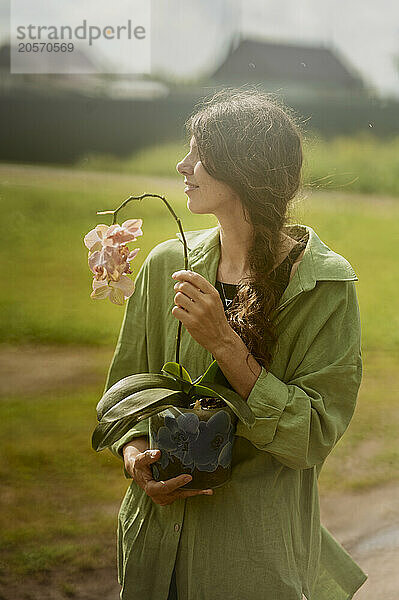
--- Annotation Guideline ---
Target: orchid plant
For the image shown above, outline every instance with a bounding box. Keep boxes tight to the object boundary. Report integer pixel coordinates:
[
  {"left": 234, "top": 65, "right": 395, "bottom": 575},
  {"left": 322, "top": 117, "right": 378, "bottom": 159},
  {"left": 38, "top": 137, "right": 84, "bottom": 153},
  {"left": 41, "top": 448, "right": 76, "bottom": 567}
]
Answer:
[{"left": 88, "top": 193, "right": 256, "bottom": 453}]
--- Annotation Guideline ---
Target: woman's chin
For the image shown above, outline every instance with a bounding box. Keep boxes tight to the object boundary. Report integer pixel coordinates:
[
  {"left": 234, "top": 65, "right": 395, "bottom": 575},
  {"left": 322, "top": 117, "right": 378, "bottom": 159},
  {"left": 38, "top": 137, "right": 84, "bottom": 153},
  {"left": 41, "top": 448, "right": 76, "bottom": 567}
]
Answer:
[{"left": 186, "top": 198, "right": 206, "bottom": 214}]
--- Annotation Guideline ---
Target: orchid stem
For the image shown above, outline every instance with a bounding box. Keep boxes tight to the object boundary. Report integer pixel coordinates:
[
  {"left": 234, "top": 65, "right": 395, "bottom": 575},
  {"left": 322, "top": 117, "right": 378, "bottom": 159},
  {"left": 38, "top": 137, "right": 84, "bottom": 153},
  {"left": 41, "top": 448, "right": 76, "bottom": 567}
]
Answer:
[{"left": 97, "top": 193, "right": 188, "bottom": 383}]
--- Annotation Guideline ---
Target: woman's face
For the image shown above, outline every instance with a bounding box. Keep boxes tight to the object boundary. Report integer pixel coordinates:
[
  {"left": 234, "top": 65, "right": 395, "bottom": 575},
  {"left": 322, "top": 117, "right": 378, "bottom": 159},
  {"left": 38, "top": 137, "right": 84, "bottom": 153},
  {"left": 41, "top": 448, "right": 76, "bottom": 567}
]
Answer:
[{"left": 176, "top": 136, "right": 241, "bottom": 217}]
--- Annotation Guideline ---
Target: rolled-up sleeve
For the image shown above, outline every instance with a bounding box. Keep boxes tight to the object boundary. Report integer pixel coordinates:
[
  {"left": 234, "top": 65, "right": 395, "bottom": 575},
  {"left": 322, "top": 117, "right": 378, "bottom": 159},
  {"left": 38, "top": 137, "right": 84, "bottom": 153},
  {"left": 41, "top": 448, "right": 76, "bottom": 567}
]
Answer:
[{"left": 235, "top": 280, "right": 362, "bottom": 470}]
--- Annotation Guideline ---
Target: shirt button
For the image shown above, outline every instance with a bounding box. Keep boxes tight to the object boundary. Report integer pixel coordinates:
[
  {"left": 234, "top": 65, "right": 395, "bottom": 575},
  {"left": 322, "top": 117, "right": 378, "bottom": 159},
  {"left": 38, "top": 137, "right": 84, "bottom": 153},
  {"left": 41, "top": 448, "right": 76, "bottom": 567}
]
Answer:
[{"left": 174, "top": 523, "right": 180, "bottom": 532}]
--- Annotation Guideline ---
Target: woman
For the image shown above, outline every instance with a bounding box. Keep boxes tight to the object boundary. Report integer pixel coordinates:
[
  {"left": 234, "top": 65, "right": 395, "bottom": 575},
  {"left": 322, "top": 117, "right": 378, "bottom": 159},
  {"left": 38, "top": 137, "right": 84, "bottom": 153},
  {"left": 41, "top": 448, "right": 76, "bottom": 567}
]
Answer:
[{"left": 103, "top": 89, "right": 368, "bottom": 600}]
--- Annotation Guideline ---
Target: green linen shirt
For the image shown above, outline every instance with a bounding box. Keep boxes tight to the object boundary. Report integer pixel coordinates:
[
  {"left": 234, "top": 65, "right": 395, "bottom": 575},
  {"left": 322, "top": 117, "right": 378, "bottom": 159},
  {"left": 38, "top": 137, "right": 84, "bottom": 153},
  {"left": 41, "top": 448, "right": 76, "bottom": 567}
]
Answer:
[{"left": 102, "top": 223, "right": 368, "bottom": 600}]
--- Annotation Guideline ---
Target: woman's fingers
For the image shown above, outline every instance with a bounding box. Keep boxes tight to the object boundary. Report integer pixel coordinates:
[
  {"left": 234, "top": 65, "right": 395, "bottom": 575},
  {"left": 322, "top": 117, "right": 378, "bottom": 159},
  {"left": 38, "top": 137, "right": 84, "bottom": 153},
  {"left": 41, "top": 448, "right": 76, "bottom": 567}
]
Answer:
[
  {"left": 172, "top": 270, "right": 215, "bottom": 296},
  {"left": 145, "top": 473, "right": 193, "bottom": 496},
  {"left": 132, "top": 449, "right": 165, "bottom": 489},
  {"left": 174, "top": 291, "right": 195, "bottom": 311},
  {"left": 134, "top": 450, "right": 214, "bottom": 504},
  {"left": 135, "top": 449, "right": 160, "bottom": 465},
  {"left": 146, "top": 472, "right": 214, "bottom": 502},
  {"left": 173, "top": 280, "right": 204, "bottom": 302}
]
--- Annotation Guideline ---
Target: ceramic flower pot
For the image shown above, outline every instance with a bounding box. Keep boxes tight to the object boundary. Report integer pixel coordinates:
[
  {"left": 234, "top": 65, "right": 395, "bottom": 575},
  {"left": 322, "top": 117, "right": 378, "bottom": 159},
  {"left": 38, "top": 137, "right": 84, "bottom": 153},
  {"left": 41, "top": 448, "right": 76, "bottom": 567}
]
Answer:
[{"left": 149, "top": 399, "right": 238, "bottom": 490}]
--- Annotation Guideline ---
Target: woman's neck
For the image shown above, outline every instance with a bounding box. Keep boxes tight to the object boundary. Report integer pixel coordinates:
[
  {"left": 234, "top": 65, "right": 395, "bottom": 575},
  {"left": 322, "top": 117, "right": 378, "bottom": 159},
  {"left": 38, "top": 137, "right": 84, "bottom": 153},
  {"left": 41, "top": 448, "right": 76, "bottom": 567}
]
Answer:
[
  {"left": 217, "top": 222, "right": 298, "bottom": 284},
  {"left": 217, "top": 219, "right": 252, "bottom": 283}
]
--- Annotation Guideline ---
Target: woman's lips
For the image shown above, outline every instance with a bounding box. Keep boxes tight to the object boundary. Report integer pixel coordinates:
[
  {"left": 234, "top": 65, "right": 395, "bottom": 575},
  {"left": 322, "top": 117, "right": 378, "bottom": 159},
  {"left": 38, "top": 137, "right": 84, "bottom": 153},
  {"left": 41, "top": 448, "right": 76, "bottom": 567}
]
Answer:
[{"left": 184, "top": 185, "right": 199, "bottom": 192}]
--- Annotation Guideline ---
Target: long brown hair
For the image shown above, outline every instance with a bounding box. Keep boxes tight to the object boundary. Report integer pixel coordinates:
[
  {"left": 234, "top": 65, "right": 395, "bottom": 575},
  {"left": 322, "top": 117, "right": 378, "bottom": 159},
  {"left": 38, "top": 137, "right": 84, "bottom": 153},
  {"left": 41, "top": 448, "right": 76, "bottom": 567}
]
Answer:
[{"left": 186, "top": 87, "right": 304, "bottom": 372}]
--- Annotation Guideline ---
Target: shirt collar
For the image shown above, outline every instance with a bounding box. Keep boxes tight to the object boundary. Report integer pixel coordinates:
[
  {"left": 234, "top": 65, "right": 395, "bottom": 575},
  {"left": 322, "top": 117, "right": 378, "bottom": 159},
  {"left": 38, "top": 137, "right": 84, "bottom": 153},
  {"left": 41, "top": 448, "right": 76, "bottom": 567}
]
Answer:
[{"left": 176, "top": 223, "right": 358, "bottom": 311}]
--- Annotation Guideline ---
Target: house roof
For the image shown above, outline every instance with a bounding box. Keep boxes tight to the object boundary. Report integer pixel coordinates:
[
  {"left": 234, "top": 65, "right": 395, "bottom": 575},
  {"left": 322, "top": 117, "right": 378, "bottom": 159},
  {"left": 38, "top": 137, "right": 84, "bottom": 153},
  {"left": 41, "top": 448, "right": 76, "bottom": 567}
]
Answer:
[{"left": 211, "top": 38, "right": 364, "bottom": 90}]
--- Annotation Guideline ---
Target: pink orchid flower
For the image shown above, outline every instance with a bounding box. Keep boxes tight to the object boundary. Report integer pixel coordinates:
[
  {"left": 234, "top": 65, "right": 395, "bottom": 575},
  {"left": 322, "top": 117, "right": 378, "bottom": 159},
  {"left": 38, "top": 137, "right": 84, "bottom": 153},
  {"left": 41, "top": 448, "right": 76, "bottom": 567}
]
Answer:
[
  {"left": 88, "top": 245, "right": 140, "bottom": 282},
  {"left": 106, "top": 219, "right": 143, "bottom": 245},
  {"left": 83, "top": 219, "right": 142, "bottom": 252},
  {"left": 91, "top": 274, "right": 135, "bottom": 305},
  {"left": 84, "top": 224, "right": 113, "bottom": 252},
  {"left": 84, "top": 219, "right": 142, "bottom": 305}
]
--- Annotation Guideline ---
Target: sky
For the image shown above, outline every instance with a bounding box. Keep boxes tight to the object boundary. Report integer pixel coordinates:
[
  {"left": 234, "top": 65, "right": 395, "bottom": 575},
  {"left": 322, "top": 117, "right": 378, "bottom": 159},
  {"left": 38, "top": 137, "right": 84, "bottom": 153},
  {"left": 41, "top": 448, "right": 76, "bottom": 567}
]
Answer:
[{"left": 1, "top": 0, "right": 399, "bottom": 97}]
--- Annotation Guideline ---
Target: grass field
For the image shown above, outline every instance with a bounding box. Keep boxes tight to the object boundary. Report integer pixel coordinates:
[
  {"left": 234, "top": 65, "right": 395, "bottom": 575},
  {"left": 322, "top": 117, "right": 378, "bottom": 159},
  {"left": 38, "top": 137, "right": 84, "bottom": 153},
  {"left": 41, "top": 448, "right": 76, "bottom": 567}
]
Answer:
[
  {"left": 0, "top": 386, "right": 120, "bottom": 578},
  {"left": 0, "top": 162, "right": 398, "bottom": 351},
  {"left": 76, "top": 133, "right": 399, "bottom": 197},
  {"left": 0, "top": 163, "right": 398, "bottom": 590}
]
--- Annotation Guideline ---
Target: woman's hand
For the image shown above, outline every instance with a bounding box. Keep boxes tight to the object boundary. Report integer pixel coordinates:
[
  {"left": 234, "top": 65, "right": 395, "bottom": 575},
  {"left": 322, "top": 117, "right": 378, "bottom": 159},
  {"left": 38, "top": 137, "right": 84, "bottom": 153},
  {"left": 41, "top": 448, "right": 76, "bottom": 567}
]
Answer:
[
  {"left": 124, "top": 447, "right": 213, "bottom": 506},
  {"left": 171, "top": 270, "right": 234, "bottom": 355}
]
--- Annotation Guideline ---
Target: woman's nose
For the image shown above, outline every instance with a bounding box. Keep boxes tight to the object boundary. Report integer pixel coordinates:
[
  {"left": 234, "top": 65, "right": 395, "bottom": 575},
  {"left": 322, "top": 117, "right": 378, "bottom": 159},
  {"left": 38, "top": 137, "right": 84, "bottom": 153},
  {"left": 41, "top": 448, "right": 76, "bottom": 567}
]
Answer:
[{"left": 176, "top": 155, "right": 193, "bottom": 175}]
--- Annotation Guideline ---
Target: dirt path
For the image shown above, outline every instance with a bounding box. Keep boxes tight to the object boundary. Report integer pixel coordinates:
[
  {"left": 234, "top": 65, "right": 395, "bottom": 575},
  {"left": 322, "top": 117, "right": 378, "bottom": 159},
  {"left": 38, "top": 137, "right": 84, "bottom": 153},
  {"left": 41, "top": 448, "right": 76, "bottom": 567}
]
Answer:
[
  {"left": 1, "top": 344, "right": 398, "bottom": 599},
  {"left": 0, "top": 162, "right": 179, "bottom": 192},
  {"left": 0, "top": 343, "right": 113, "bottom": 398},
  {"left": 320, "top": 482, "right": 399, "bottom": 599}
]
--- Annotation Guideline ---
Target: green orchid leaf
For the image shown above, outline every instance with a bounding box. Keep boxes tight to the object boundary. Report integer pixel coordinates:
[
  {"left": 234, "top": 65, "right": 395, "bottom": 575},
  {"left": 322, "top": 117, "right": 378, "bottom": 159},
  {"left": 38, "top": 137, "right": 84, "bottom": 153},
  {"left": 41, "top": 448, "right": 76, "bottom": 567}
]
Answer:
[
  {"left": 92, "top": 415, "right": 138, "bottom": 452},
  {"left": 101, "top": 389, "right": 187, "bottom": 423},
  {"left": 92, "top": 403, "right": 184, "bottom": 451},
  {"left": 92, "top": 403, "right": 185, "bottom": 451},
  {"left": 194, "top": 359, "right": 219, "bottom": 384},
  {"left": 97, "top": 373, "right": 182, "bottom": 420},
  {"left": 191, "top": 384, "right": 218, "bottom": 397},
  {"left": 192, "top": 383, "right": 256, "bottom": 429},
  {"left": 133, "top": 404, "right": 185, "bottom": 425},
  {"left": 161, "top": 362, "right": 192, "bottom": 383},
  {"left": 195, "top": 359, "right": 232, "bottom": 388}
]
